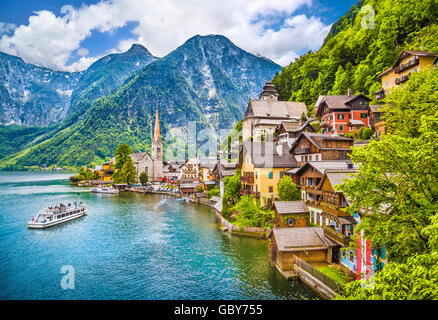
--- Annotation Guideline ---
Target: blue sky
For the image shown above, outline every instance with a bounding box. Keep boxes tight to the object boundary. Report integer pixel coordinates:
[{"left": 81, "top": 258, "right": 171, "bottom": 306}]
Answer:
[{"left": 0, "top": 0, "right": 358, "bottom": 71}]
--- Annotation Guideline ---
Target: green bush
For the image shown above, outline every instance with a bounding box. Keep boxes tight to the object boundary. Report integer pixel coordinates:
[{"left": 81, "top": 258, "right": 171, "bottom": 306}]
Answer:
[{"left": 361, "top": 127, "right": 373, "bottom": 140}]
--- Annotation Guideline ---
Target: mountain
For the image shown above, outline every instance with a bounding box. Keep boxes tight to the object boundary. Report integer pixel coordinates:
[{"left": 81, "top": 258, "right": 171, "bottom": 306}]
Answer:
[
  {"left": 67, "top": 44, "right": 157, "bottom": 119},
  {"left": 0, "top": 44, "right": 157, "bottom": 126},
  {"left": 0, "top": 52, "right": 81, "bottom": 126},
  {"left": 272, "top": 0, "right": 438, "bottom": 110},
  {"left": 1, "top": 35, "right": 281, "bottom": 168}
]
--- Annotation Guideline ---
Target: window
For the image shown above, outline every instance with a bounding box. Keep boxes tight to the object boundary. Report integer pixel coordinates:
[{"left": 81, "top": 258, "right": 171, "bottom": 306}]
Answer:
[
  {"left": 269, "top": 186, "right": 273, "bottom": 193},
  {"left": 349, "top": 250, "right": 355, "bottom": 263},
  {"left": 338, "top": 114, "right": 344, "bottom": 120},
  {"left": 268, "top": 171, "right": 273, "bottom": 179},
  {"left": 315, "top": 155, "right": 319, "bottom": 161},
  {"left": 339, "top": 125, "right": 344, "bottom": 131},
  {"left": 280, "top": 172, "right": 283, "bottom": 178},
  {"left": 385, "top": 81, "right": 389, "bottom": 87},
  {"left": 330, "top": 115, "right": 333, "bottom": 120},
  {"left": 361, "top": 113, "right": 368, "bottom": 119}
]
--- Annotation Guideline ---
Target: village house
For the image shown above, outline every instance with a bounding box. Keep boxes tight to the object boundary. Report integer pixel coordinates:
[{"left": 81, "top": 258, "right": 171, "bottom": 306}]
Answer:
[
  {"left": 211, "top": 162, "right": 237, "bottom": 188},
  {"left": 199, "top": 159, "right": 217, "bottom": 189},
  {"left": 241, "top": 81, "right": 307, "bottom": 142},
  {"left": 275, "top": 119, "right": 316, "bottom": 147},
  {"left": 269, "top": 227, "right": 338, "bottom": 272},
  {"left": 289, "top": 132, "right": 354, "bottom": 167},
  {"left": 369, "top": 105, "right": 386, "bottom": 138},
  {"left": 93, "top": 162, "right": 115, "bottom": 182},
  {"left": 314, "top": 90, "right": 371, "bottom": 135},
  {"left": 374, "top": 50, "right": 438, "bottom": 100},
  {"left": 238, "top": 141, "right": 297, "bottom": 205},
  {"left": 273, "top": 201, "right": 309, "bottom": 228},
  {"left": 162, "top": 161, "right": 184, "bottom": 180},
  {"left": 129, "top": 109, "right": 163, "bottom": 181},
  {"left": 286, "top": 160, "right": 357, "bottom": 192},
  {"left": 180, "top": 158, "right": 201, "bottom": 181}
]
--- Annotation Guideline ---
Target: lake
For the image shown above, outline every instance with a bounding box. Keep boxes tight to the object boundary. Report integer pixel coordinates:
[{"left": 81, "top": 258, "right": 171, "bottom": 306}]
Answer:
[{"left": 0, "top": 172, "right": 317, "bottom": 300}]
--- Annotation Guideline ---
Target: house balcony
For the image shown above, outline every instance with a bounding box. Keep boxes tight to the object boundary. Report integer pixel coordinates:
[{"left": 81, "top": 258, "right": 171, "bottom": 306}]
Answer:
[
  {"left": 374, "top": 88, "right": 385, "bottom": 100},
  {"left": 240, "top": 190, "right": 260, "bottom": 198},
  {"left": 395, "top": 75, "right": 409, "bottom": 85},
  {"left": 323, "top": 226, "right": 351, "bottom": 246},
  {"left": 240, "top": 176, "right": 254, "bottom": 183},
  {"left": 394, "top": 57, "right": 419, "bottom": 73},
  {"left": 305, "top": 200, "right": 346, "bottom": 216},
  {"left": 295, "top": 148, "right": 311, "bottom": 155}
]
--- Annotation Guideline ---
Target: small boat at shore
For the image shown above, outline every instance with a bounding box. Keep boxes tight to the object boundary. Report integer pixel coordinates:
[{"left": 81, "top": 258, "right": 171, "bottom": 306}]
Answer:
[
  {"left": 90, "top": 186, "right": 119, "bottom": 194},
  {"left": 176, "top": 197, "right": 186, "bottom": 202},
  {"left": 27, "top": 202, "right": 87, "bottom": 229}
]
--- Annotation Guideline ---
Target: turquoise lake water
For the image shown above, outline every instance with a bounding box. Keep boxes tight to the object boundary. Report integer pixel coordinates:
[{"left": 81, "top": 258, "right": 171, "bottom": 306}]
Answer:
[{"left": 0, "top": 172, "right": 317, "bottom": 300}]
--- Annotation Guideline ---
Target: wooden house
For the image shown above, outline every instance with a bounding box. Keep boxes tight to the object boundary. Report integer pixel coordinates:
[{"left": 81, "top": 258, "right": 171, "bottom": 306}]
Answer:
[
  {"left": 289, "top": 132, "right": 353, "bottom": 167},
  {"left": 369, "top": 105, "right": 386, "bottom": 138},
  {"left": 276, "top": 119, "right": 316, "bottom": 147},
  {"left": 273, "top": 201, "right": 309, "bottom": 228},
  {"left": 269, "top": 227, "right": 338, "bottom": 272}
]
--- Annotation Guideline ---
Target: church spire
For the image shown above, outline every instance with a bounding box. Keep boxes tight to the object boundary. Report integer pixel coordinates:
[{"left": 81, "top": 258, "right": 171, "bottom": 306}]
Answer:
[{"left": 154, "top": 107, "right": 160, "bottom": 140}]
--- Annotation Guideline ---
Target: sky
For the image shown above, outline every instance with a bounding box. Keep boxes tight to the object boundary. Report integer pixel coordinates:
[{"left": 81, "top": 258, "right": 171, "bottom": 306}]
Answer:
[{"left": 0, "top": 0, "right": 357, "bottom": 72}]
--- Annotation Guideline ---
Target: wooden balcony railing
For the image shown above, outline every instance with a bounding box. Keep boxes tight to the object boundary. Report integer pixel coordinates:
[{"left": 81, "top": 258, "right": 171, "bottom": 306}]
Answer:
[
  {"left": 240, "top": 176, "right": 254, "bottom": 183},
  {"left": 295, "top": 148, "right": 311, "bottom": 155},
  {"left": 395, "top": 75, "right": 409, "bottom": 85},
  {"left": 323, "top": 226, "right": 351, "bottom": 246},
  {"left": 240, "top": 190, "right": 260, "bottom": 198}
]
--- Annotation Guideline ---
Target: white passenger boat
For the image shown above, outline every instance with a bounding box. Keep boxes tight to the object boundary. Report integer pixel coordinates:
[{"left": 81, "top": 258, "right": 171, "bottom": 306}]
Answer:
[
  {"left": 90, "top": 186, "right": 119, "bottom": 194},
  {"left": 27, "top": 202, "right": 87, "bottom": 229}
]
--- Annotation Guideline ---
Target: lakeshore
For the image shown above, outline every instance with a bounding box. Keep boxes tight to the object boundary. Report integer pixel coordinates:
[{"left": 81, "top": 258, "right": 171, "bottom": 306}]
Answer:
[{"left": 0, "top": 171, "right": 317, "bottom": 300}]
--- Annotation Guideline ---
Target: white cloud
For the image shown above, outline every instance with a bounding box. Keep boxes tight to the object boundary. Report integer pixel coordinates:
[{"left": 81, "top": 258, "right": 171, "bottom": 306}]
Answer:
[{"left": 0, "top": 0, "right": 331, "bottom": 71}]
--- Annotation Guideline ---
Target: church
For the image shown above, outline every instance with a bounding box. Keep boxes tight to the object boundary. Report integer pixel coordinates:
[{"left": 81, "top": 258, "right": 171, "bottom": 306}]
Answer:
[{"left": 130, "top": 109, "right": 163, "bottom": 181}]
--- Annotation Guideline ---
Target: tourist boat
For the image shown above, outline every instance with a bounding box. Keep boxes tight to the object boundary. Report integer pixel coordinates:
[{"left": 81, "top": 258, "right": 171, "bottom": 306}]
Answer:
[
  {"left": 90, "top": 185, "right": 119, "bottom": 194},
  {"left": 176, "top": 197, "right": 186, "bottom": 202},
  {"left": 27, "top": 202, "right": 87, "bottom": 229}
]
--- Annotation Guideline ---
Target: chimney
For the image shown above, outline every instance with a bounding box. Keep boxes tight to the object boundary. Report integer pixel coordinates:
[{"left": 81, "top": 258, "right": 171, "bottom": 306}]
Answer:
[{"left": 347, "top": 88, "right": 352, "bottom": 97}]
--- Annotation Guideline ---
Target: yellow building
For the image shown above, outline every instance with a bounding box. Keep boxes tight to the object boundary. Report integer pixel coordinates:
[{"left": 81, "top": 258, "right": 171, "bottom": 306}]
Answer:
[
  {"left": 238, "top": 142, "right": 298, "bottom": 206},
  {"left": 375, "top": 50, "right": 438, "bottom": 100},
  {"left": 94, "top": 162, "right": 115, "bottom": 182}
]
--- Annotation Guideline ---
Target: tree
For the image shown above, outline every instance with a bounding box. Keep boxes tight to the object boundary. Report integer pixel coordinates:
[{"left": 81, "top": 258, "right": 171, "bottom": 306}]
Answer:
[
  {"left": 139, "top": 172, "right": 148, "bottom": 185},
  {"left": 337, "top": 69, "right": 438, "bottom": 299},
  {"left": 115, "top": 156, "right": 137, "bottom": 185},
  {"left": 232, "top": 195, "right": 274, "bottom": 228},
  {"left": 114, "top": 144, "right": 133, "bottom": 170},
  {"left": 277, "top": 176, "right": 301, "bottom": 201},
  {"left": 221, "top": 169, "right": 241, "bottom": 219},
  {"left": 360, "top": 127, "right": 373, "bottom": 140},
  {"left": 207, "top": 186, "right": 220, "bottom": 199}
]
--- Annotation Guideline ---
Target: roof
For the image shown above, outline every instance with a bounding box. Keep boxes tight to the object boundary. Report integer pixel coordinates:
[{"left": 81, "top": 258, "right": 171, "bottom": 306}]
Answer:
[
  {"left": 131, "top": 152, "right": 152, "bottom": 163},
  {"left": 241, "top": 141, "right": 297, "bottom": 168},
  {"left": 272, "top": 227, "right": 337, "bottom": 252},
  {"left": 195, "top": 193, "right": 207, "bottom": 198},
  {"left": 323, "top": 169, "right": 357, "bottom": 192},
  {"left": 244, "top": 100, "right": 307, "bottom": 120},
  {"left": 274, "top": 201, "right": 309, "bottom": 214},
  {"left": 294, "top": 161, "right": 357, "bottom": 176},
  {"left": 204, "top": 180, "right": 216, "bottom": 185},
  {"left": 338, "top": 215, "right": 357, "bottom": 225},
  {"left": 314, "top": 94, "right": 371, "bottom": 117},
  {"left": 214, "top": 162, "right": 237, "bottom": 176},
  {"left": 289, "top": 132, "right": 353, "bottom": 153}
]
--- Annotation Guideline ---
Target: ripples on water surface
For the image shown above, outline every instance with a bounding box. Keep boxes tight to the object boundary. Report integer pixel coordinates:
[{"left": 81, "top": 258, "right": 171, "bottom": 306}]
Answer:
[{"left": 0, "top": 172, "right": 317, "bottom": 300}]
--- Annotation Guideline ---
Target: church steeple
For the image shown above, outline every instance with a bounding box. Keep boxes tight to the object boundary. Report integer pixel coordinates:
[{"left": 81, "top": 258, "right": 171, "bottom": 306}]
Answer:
[
  {"left": 259, "top": 81, "right": 279, "bottom": 101},
  {"left": 152, "top": 107, "right": 162, "bottom": 162},
  {"left": 154, "top": 108, "right": 160, "bottom": 140}
]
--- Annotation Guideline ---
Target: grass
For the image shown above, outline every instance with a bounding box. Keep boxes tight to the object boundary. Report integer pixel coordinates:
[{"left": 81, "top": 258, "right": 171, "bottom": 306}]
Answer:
[{"left": 316, "top": 265, "right": 350, "bottom": 284}]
